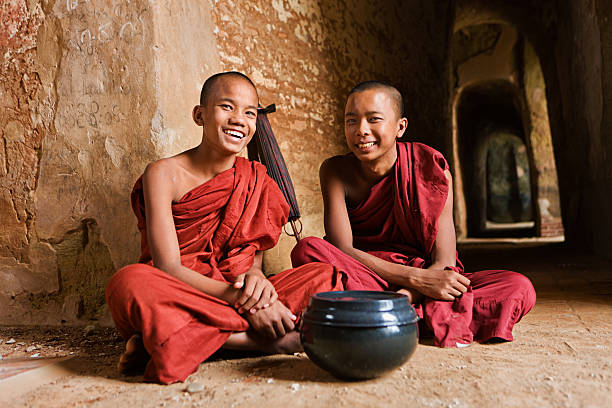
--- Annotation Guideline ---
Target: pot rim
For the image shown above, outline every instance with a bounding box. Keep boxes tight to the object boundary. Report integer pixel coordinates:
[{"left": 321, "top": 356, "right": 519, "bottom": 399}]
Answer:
[
  {"left": 302, "top": 290, "right": 419, "bottom": 327},
  {"left": 300, "top": 318, "right": 419, "bottom": 328}
]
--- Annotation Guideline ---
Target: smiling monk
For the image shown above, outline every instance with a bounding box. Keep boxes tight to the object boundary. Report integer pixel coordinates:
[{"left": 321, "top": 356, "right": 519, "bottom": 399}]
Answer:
[
  {"left": 105, "top": 72, "right": 345, "bottom": 384},
  {"left": 291, "top": 81, "right": 536, "bottom": 347}
]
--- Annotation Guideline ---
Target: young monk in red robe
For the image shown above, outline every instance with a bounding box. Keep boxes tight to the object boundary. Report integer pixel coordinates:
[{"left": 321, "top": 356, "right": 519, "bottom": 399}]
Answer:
[
  {"left": 105, "top": 72, "right": 345, "bottom": 384},
  {"left": 291, "top": 81, "right": 536, "bottom": 348}
]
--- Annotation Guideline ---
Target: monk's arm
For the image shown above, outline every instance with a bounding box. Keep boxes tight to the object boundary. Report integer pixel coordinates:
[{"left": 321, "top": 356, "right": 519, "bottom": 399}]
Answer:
[
  {"left": 142, "top": 162, "right": 240, "bottom": 305},
  {"left": 429, "top": 170, "right": 458, "bottom": 269},
  {"left": 321, "top": 160, "right": 468, "bottom": 301},
  {"left": 320, "top": 159, "right": 422, "bottom": 287},
  {"left": 414, "top": 169, "right": 469, "bottom": 300}
]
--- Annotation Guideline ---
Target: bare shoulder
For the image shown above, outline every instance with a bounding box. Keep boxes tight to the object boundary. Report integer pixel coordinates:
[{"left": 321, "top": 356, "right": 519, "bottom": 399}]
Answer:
[
  {"left": 320, "top": 154, "right": 358, "bottom": 184},
  {"left": 142, "top": 156, "right": 184, "bottom": 201},
  {"left": 143, "top": 157, "right": 175, "bottom": 182}
]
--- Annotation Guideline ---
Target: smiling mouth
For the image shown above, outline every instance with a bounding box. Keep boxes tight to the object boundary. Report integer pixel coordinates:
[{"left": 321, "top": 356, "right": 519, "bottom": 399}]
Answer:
[
  {"left": 224, "top": 129, "right": 245, "bottom": 139},
  {"left": 357, "top": 141, "right": 375, "bottom": 149}
]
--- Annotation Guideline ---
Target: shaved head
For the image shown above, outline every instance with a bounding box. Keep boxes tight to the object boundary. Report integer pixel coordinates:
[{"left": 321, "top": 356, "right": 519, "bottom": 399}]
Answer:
[
  {"left": 200, "top": 71, "right": 258, "bottom": 106},
  {"left": 348, "top": 81, "right": 404, "bottom": 118}
]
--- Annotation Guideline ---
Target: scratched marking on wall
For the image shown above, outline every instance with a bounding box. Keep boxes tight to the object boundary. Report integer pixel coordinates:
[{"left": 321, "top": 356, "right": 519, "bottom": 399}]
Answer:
[
  {"left": 53, "top": 0, "right": 151, "bottom": 152},
  {"left": 65, "top": 6, "right": 147, "bottom": 54},
  {"left": 57, "top": 101, "right": 122, "bottom": 130}
]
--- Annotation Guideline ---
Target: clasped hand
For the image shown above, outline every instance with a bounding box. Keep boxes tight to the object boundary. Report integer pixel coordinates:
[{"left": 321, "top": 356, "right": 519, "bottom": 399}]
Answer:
[
  {"left": 245, "top": 300, "right": 297, "bottom": 339},
  {"left": 232, "top": 270, "right": 278, "bottom": 314},
  {"left": 409, "top": 265, "right": 471, "bottom": 301}
]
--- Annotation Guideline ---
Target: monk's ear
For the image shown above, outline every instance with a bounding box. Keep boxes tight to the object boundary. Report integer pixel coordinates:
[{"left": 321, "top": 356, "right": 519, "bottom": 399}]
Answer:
[
  {"left": 396, "top": 117, "right": 408, "bottom": 139},
  {"left": 193, "top": 105, "right": 204, "bottom": 126}
]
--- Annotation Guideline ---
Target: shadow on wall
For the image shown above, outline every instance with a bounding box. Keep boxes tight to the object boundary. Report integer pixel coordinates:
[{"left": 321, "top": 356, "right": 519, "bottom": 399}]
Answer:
[{"left": 44, "top": 219, "right": 115, "bottom": 323}]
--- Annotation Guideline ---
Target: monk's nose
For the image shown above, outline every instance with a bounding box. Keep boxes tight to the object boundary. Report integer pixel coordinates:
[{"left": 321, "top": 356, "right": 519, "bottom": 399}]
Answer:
[
  {"left": 229, "top": 112, "right": 247, "bottom": 127},
  {"left": 358, "top": 121, "right": 371, "bottom": 136}
]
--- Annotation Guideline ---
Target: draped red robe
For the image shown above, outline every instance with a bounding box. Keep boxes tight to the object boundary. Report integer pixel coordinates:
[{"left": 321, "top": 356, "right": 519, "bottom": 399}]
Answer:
[
  {"left": 106, "top": 157, "right": 344, "bottom": 384},
  {"left": 291, "top": 142, "right": 536, "bottom": 347}
]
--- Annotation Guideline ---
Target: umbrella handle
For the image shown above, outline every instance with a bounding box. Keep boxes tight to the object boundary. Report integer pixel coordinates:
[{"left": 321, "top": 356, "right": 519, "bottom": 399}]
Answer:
[{"left": 284, "top": 219, "right": 303, "bottom": 242}]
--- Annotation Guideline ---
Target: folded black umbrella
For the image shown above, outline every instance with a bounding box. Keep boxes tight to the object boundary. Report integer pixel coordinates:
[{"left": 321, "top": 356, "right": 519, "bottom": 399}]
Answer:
[{"left": 247, "top": 104, "right": 302, "bottom": 241}]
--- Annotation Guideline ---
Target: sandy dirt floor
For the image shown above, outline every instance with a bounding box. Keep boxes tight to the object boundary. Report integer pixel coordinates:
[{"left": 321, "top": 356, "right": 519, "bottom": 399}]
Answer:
[{"left": 1, "top": 243, "right": 611, "bottom": 407}]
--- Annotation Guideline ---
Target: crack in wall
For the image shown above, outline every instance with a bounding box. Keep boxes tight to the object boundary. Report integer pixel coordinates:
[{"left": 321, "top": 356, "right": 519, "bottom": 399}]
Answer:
[{"left": 1, "top": 135, "right": 8, "bottom": 175}]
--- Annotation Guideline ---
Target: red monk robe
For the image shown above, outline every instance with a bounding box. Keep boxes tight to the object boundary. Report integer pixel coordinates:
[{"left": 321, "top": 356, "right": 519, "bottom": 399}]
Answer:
[
  {"left": 291, "top": 142, "right": 536, "bottom": 347},
  {"left": 106, "top": 157, "right": 344, "bottom": 384}
]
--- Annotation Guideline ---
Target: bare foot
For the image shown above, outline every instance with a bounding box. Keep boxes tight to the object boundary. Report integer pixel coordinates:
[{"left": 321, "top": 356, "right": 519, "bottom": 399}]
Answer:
[
  {"left": 117, "top": 334, "right": 150, "bottom": 374},
  {"left": 269, "top": 331, "right": 303, "bottom": 354},
  {"left": 397, "top": 288, "right": 423, "bottom": 304},
  {"left": 223, "top": 330, "right": 303, "bottom": 354}
]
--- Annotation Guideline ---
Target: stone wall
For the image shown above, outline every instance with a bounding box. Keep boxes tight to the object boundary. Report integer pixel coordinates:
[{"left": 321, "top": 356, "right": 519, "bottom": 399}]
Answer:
[
  {"left": 0, "top": 0, "right": 453, "bottom": 325},
  {"left": 521, "top": 41, "right": 563, "bottom": 237},
  {"left": 1, "top": 0, "right": 218, "bottom": 324}
]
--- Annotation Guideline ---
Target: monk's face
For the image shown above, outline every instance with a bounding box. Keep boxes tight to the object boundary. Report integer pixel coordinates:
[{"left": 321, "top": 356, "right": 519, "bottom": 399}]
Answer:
[
  {"left": 193, "top": 77, "right": 258, "bottom": 156},
  {"left": 344, "top": 89, "right": 407, "bottom": 163}
]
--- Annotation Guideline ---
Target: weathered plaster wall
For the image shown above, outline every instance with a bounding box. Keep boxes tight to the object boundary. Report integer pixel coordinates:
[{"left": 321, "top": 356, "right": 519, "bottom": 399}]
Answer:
[
  {"left": 1, "top": 0, "right": 454, "bottom": 324},
  {"left": 36, "top": 0, "right": 158, "bottom": 323},
  {"left": 1, "top": 0, "right": 55, "bottom": 322},
  {"left": 521, "top": 41, "right": 563, "bottom": 237},
  {"left": 1, "top": 0, "right": 218, "bottom": 325}
]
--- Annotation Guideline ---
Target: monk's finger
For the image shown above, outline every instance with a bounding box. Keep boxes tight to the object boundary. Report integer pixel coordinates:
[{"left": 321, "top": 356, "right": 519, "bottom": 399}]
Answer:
[
  {"left": 233, "top": 273, "right": 246, "bottom": 289},
  {"left": 268, "top": 289, "right": 278, "bottom": 306},
  {"left": 439, "top": 292, "right": 455, "bottom": 301},
  {"left": 273, "top": 318, "right": 287, "bottom": 338},
  {"left": 281, "top": 312, "right": 296, "bottom": 333},
  {"left": 236, "top": 277, "right": 257, "bottom": 308},
  {"left": 448, "top": 288, "right": 463, "bottom": 298},
  {"left": 453, "top": 280, "right": 468, "bottom": 294},
  {"left": 251, "top": 286, "right": 273, "bottom": 312},
  {"left": 240, "top": 286, "right": 264, "bottom": 313},
  {"left": 243, "top": 285, "right": 265, "bottom": 313},
  {"left": 263, "top": 323, "right": 277, "bottom": 339},
  {"left": 458, "top": 274, "right": 471, "bottom": 287}
]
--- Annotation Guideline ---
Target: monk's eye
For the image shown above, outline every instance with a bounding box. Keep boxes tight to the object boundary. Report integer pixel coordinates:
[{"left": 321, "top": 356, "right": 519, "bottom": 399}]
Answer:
[
  {"left": 246, "top": 110, "right": 257, "bottom": 118},
  {"left": 346, "top": 119, "right": 356, "bottom": 125},
  {"left": 220, "top": 104, "right": 232, "bottom": 110},
  {"left": 369, "top": 117, "right": 382, "bottom": 122}
]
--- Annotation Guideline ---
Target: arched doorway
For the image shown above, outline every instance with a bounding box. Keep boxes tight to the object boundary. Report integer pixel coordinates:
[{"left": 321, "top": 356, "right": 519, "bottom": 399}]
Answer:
[
  {"left": 456, "top": 81, "right": 534, "bottom": 237},
  {"left": 450, "top": 23, "right": 564, "bottom": 240}
]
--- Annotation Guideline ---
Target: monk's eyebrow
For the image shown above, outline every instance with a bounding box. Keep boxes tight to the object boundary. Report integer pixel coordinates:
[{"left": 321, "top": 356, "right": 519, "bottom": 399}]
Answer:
[
  {"left": 345, "top": 111, "right": 384, "bottom": 117},
  {"left": 218, "top": 97, "right": 235, "bottom": 105}
]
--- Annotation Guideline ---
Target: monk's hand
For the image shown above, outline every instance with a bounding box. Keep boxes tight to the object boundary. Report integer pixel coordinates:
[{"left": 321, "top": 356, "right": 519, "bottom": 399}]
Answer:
[
  {"left": 233, "top": 271, "right": 278, "bottom": 314},
  {"left": 246, "top": 300, "right": 297, "bottom": 339},
  {"left": 410, "top": 267, "right": 471, "bottom": 301}
]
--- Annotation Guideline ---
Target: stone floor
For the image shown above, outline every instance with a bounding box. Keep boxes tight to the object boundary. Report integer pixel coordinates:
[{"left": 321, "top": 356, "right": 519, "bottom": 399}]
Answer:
[{"left": 0, "top": 243, "right": 611, "bottom": 407}]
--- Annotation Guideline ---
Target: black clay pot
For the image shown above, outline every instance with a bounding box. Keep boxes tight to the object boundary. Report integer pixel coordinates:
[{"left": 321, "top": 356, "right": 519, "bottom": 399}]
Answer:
[{"left": 300, "top": 290, "right": 418, "bottom": 380}]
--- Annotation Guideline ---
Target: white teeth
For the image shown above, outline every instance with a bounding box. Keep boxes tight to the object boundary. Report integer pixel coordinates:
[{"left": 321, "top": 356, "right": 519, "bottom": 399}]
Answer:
[
  {"left": 224, "top": 129, "right": 245, "bottom": 138},
  {"left": 358, "top": 142, "right": 375, "bottom": 149}
]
